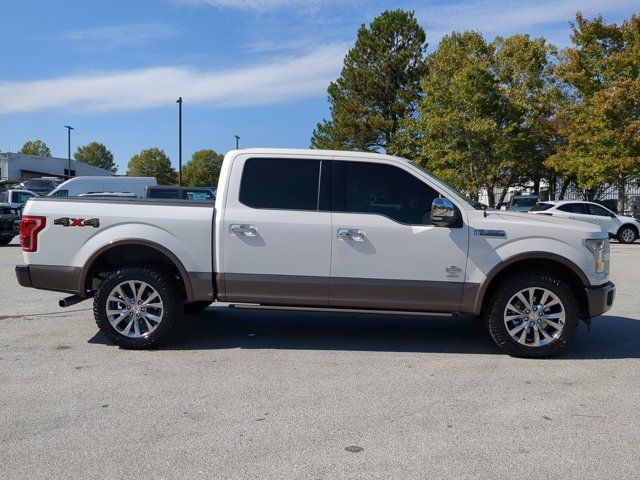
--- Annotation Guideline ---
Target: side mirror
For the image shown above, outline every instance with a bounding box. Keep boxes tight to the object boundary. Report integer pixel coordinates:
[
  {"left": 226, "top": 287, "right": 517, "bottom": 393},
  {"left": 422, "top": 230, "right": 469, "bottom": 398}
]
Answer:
[{"left": 431, "top": 197, "right": 458, "bottom": 227}]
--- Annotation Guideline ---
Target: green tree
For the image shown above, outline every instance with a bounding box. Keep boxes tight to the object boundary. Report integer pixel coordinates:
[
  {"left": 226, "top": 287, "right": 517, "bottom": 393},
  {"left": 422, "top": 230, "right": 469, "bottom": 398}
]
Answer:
[
  {"left": 127, "top": 148, "right": 176, "bottom": 185},
  {"left": 547, "top": 14, "right": 640, "bottom": 210},
  {"left": 182, "top": 149, "right": 223, "bottom": 187},
  {"left": 19, "top": 140, "right": 51, "bottom": 157},
  {"left": 409, "top": 31, "right": 503, "bottom": 205},
  {"left": 404, "top": 31, "right": 564, "bottom": 206},
  {"left": 311, "top": 9, "right": 427, "bottom": 153},
  {"left": 74, "top": 142, "right": 117, "bottom": 173},
  {"left": 492, "top": 34, "right": 565, "bottom": 202}
]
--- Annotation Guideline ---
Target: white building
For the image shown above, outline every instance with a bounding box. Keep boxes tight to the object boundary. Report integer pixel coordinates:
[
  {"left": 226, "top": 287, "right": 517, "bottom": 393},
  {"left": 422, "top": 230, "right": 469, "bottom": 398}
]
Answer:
[{"left": 0, "top": 152, "right": 113, "bottom": 181}]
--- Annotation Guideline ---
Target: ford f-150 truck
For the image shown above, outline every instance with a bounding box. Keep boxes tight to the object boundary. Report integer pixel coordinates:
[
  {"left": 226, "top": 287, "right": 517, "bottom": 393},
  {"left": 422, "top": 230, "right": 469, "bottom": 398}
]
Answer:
[{"left": 15, "top": 149, "right": 615, "bottom": 357}]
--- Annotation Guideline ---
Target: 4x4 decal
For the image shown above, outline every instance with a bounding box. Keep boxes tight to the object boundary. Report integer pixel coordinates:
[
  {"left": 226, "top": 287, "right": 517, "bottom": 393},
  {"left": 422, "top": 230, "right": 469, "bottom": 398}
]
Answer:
[{"left": 54, "top": 217, "right": 100, "bottom": 228}]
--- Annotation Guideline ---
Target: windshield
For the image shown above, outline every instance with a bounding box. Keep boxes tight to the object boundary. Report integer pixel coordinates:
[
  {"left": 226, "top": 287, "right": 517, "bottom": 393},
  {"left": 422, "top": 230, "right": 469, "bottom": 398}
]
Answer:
[
  {"left": 511, "top": 197, "right": 539, "bottom": 207},
  {"left": 25, "top": 180, "right": 52, "bottom": 188},
  {"left": 410, "top": 162, "right": 487, "bottom": 210}
]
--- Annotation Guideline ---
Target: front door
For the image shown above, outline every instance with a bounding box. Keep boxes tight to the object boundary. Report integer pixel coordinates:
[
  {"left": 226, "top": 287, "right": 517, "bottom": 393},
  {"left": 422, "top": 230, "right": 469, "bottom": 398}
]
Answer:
[
  {"left": 329, "top": 159, "right": 470, "bottom": 312},
  {"left": 221, "top": 155, "right": 332, "bottom": 306},
  {"left": 586, "top": 203, "right": 617, "bottom": 234}
]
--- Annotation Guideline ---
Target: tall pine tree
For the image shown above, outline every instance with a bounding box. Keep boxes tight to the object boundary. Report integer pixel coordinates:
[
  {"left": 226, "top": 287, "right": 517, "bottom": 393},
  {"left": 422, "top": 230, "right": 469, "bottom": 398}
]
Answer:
[{"left": 311, "top": 10, "right": 426, "bottom": 153}]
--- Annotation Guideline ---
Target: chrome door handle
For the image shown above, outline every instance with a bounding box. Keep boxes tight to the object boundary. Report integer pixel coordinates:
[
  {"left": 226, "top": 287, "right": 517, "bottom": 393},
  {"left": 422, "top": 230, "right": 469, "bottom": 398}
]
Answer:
[
  {"left": 337, "top": 228, "right": 365, "bottom": 242},
  {"left": 230, "top": 224, "right": 257, "bottom": 236}
]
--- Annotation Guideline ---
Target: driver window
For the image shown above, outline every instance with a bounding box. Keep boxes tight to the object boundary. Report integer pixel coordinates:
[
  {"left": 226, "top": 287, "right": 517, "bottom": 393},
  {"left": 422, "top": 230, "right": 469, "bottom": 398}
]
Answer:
[{"left": 334, "top": 161, "right": 439, "bottom": 225}]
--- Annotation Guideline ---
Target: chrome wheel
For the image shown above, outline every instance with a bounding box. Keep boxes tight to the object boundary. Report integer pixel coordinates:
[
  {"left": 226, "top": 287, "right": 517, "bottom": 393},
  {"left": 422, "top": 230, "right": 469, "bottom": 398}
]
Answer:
[
  {"left": 106, "top": 281, "right": 164, "bottom": 338},
  {"left": 620, "top": 227, "right": 635, "bottom": 243},
  {"left": 503, "top": 287, "right": 565, "bottom": 348}
]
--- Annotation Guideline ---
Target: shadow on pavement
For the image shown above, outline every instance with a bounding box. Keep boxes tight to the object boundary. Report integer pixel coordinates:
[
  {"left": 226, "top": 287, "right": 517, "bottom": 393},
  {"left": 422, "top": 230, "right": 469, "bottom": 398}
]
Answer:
[{"left": 88, "top": 306, "right": 640, "bottom": 359}]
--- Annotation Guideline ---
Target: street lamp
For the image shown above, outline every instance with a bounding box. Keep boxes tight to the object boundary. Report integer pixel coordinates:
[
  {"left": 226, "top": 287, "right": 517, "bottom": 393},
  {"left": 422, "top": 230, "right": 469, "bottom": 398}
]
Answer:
[
  {"left": 234, "top": 135, "right": 240, "bottom": 150},
  {"left": 64, "top": 125, "right": 74, "bottom": 179},
  {"left": 176, "top": 97, "right": 183, "bottom": 186}
]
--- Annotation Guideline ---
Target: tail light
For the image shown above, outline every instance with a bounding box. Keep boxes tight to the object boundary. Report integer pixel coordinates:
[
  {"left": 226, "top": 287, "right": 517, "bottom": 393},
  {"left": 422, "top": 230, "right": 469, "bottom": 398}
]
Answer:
[{"left": 20, "top": 216, "right": 46, "bottom": 252}]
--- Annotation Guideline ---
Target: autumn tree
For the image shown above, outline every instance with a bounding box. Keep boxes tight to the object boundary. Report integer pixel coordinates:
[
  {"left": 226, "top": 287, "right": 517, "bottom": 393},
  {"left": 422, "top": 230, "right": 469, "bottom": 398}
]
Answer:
[
  {"left": 19, "top": 140, "right": 51, "bottom": 157},
  {"left": 127, "top": 148, "right": 176, "bottom": 185},
  {"left": 311, "top": 9, "right": 427, "bottom": 153},
  {"left": 547, "top": 14, "right": 640, "bottom": 210},
  {"left": 182, "top": 149, "right": 223, "bottom": 187},
  {"left": 75, "top": 142, "right": 117, "bottom": 173}
]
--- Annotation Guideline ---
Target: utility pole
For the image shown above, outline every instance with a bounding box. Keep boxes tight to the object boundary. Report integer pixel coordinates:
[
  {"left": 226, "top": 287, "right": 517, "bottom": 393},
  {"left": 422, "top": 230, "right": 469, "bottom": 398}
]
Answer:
[
  {"left": 64, "top": 125, "right": 74, "bottom": 179},
  {"left": 176, "top": 97, "right": 183, "bottom": 186},
  {"left": 234, "top": 135, "right": 240, "bottom": 150}
]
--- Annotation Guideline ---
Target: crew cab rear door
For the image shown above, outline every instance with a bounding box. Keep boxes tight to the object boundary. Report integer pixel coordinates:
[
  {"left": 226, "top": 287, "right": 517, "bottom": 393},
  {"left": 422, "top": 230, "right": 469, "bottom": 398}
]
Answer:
[
  {"left": 329, "top": 157, "right": 469, "bottom": 312},
  {"left": 221, "top": 154, "right": 332, "bottom": 306}
]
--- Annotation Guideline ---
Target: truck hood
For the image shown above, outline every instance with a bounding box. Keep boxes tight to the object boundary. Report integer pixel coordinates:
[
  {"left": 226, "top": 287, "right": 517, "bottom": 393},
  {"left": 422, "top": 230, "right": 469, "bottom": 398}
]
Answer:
[{"left": 487, "top": 210, "right": 604, "bottom": 236}]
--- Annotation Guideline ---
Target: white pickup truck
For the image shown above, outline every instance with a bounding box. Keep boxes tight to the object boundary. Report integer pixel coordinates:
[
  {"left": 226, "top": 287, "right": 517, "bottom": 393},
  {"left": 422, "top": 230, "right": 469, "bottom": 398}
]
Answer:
[{"left": 15, "top": 149, "right": 615, "bottom": 357}]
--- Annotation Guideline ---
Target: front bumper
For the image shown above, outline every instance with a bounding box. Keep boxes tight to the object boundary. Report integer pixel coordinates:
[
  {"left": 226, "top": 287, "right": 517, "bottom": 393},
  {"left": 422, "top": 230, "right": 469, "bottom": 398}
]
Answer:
[{"left": 585, "top": 281, "right": 616, "bottom": 318}]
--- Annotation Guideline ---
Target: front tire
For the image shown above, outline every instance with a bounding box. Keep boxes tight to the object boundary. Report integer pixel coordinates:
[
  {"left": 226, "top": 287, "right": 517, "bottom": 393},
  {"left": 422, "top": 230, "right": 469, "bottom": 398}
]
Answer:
[
  {"left": 618, "top": 225, "right": 637, "bottom": 244},
  {"left": 94, "top": 266, "right": 183, "bottom": 349},
  {"left": 484, "top": 271, "right": 580, "bottom": 358}
]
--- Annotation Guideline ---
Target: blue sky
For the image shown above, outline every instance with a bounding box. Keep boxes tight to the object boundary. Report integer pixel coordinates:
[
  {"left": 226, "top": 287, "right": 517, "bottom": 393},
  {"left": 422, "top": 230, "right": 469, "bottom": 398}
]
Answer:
[{"left": 0, "top": 0, "right": 637, "bottom": 173}]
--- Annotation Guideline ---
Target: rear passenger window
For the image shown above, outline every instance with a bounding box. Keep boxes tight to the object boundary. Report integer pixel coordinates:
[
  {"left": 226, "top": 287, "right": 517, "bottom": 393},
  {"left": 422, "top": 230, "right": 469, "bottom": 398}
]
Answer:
[
  {"left": 557, "top": 203, "right": 587, "bottom": 214},
  {"left": 240, "top": 158, "right": 320, "bottom": 211},
  {"left": 333, "top": 161, "right": 439, "bottom": 225}
]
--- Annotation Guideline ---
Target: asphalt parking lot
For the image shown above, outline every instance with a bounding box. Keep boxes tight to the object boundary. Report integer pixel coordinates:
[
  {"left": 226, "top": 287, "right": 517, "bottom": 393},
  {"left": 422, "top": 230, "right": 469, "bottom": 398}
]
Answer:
[{"left": 1, "top": 239, "right": 639, "bottom": 480}]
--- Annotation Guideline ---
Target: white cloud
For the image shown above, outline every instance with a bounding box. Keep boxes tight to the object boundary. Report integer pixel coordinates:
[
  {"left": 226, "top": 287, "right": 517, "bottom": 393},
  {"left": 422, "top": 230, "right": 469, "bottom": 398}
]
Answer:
[
  {"left": 65, "top": 23, "right": 176, "bottom": 47},
  {"left": 418, "top": 0, "right": 639, "bottom": 42},
  {"left": 0, "top": 44, "right": 347, "bottom": 115}
]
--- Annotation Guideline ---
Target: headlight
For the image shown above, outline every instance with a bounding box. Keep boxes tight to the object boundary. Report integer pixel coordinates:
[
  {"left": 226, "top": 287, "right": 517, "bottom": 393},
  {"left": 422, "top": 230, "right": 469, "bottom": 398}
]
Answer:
[{"left": 585, "top": 238, "right": 608, "bottom": 274}]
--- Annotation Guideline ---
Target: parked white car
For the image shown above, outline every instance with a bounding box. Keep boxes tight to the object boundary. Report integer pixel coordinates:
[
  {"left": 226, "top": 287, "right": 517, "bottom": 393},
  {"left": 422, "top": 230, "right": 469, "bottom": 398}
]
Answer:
[
  {"left": 531, "top": 200, "right": 640, "bottom": 244},
  {"left": 48, "top": 176, "right": 157, "bottom": 198},
  {"left": 15, "top": 148, "right": 615, "bottom": 358}
]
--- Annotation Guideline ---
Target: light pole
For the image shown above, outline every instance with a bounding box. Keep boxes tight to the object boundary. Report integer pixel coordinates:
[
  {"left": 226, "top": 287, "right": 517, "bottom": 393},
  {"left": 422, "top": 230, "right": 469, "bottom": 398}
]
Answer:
[
  {"left": 64, "top": 125, "right": 74, "bottom": 179},
  {"left": 176, "top": 97, "right": 183, "bottom": 186},
  {"left": 234, "top": 135, "right": 240, "bottom": 150}
]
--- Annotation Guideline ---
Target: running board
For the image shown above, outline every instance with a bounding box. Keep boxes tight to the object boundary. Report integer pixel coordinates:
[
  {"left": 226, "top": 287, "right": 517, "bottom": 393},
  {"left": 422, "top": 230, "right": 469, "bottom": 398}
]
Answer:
[{"left": 227, "top": 303, "right": 453, "bottom": 317}]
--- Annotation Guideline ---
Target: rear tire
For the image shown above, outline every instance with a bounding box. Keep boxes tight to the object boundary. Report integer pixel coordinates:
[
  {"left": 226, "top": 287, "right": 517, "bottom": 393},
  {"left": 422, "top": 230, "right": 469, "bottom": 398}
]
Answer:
[
  {"left": 617, "top": 225, "right": 637, "bottom": 244},
  {"left": 94, "top": 265, "right": 183, "bottom": 349},
  {"left": 484, "top": 271, "right": 580, "bottom": 358}
]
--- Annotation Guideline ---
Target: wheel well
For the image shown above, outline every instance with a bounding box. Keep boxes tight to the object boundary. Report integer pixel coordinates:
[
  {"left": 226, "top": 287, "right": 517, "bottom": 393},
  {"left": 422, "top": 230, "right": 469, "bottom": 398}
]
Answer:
[
  {"left": 83, "top": 244, "right": 188, "bottom": 300},
  {"left": 480, "top": 259, "right": 588, "bottom": 318},
  {"left": 619, "top": 223, "right": 638, "bottom": 236}
]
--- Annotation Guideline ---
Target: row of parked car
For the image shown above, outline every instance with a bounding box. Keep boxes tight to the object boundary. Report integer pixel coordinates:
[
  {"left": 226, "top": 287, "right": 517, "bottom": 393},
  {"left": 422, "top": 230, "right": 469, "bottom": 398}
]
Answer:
[
  {"left": 500, "top": 194, "right": 640, "bottom": 244},
  {"left": 0, "top": 176, "right": 217, "bottom": 246},
  {"left": 530, "top": 200, "right": 640, "bottom": 244}
]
